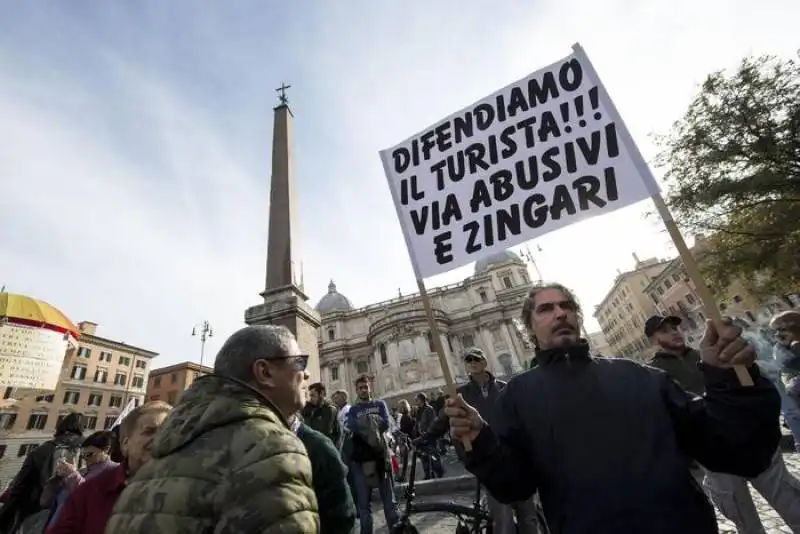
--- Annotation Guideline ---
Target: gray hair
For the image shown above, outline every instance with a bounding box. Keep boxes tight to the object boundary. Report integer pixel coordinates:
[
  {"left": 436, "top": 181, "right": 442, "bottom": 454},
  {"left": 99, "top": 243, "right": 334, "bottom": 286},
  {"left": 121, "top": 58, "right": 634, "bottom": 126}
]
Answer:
[
  {"left": 520, "top": 282, "right": 582, "bottom": 345},
  {"left": 213, "top": 325, "right": 294, "bottom": 381}
]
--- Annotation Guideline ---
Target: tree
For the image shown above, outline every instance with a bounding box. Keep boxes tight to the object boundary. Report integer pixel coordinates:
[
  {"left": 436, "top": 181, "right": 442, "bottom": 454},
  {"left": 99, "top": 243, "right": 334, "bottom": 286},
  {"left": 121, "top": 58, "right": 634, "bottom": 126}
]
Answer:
[{"left": 656, "top": 54, "right": 800, "bottom": 296}]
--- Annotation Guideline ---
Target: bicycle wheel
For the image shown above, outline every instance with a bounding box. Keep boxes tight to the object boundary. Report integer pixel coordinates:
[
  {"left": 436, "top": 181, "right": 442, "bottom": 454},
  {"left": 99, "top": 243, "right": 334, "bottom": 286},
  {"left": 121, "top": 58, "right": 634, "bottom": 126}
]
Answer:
[{"left": 410, "top": 500, "right": 484, "bottom": 518}]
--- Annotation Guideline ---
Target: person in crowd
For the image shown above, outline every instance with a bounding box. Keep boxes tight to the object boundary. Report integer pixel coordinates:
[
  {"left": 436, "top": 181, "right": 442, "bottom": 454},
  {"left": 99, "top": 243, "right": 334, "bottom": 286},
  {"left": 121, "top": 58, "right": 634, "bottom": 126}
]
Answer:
[
  {"left": 105, "top": 325, "right": 319, "bottom": 533},
  {"left": 302, "top": 382, "right": 342, "bottom": 445},
  {"left": 414, "top": 392, "right": 444, "bottom": 480},
  {"left": 288, "top": 409, "right": 356, "bottom": 534},
  {"left": 419, "top": 347, "right": 540, "bottom": 534},
  {"left": 395, "top": 400, "right": 416, "bottom": 482},
  {"left": 332, "top": 388, "right": 359, "bottom": 519},
  {"left": 0, "top": 412, "right": 84, "bottom": 533},
  {"left": 446, "top": 283, "right": 780, "bottom": 534},
  {"left": 647, "top": 314, "right": 800, "bottom": 533},
  {"left": 346, "top": 374, "right": 397, "bottom": 534},
  {"left": 47, "top": 402, "right": 171, "bottom": 534},
  {"left": 772, "top": 311, "right": 800, "bottom": 421},
  {"left": 40, "top": 430, "right": 118, "bottom": 529}
]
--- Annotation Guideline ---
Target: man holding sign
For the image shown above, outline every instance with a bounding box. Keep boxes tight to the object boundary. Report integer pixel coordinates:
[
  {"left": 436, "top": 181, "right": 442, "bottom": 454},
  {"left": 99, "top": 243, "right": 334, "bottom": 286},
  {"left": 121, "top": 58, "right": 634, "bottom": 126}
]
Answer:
[{"left": 446, "top": 283, "right": 780, "bottom": 534}]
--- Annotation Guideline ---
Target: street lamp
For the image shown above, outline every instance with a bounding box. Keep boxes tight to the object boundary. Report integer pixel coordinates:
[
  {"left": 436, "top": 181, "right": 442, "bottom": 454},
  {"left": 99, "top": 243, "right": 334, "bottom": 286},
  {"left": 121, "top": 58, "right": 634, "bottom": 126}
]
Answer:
[{"left": 191, "top": 321, "right": 214, "bottom": 367}]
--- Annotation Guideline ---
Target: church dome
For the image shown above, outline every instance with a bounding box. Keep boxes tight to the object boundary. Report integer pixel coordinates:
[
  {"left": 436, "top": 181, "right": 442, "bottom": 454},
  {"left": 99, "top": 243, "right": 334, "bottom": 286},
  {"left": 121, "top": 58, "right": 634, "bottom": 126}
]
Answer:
[
  {"left": 474, "top": 250, "right": 523, "bottom": 274},
  {"left": 315, "top": 280, "right": 354, "bottom": 313}
]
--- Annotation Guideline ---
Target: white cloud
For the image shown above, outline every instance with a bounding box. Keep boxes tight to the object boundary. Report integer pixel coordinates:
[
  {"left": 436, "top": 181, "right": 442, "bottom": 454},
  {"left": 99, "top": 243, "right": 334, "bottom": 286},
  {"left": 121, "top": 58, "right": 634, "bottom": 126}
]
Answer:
[{"left": 1, "top": 0, "right": 797, "bottom": 368}]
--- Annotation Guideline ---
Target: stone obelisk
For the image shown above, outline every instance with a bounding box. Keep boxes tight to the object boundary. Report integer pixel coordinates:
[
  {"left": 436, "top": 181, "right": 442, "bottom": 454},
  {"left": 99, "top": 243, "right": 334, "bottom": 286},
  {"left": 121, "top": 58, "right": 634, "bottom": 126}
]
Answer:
[{"left": 245, "top": 83, "right": 321, "bottom": 383}]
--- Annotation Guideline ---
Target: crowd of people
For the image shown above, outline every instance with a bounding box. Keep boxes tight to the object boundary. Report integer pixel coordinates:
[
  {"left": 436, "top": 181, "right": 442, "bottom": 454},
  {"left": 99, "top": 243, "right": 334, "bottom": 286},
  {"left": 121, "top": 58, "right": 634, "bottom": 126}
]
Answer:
[{"left": 0, "top": 283, "right": 798, "bottom": 534}]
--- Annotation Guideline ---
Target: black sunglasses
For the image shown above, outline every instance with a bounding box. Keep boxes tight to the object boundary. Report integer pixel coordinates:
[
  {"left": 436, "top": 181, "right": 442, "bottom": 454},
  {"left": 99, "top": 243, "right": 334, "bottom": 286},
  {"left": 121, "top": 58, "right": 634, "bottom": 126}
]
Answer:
[
  {"left": 464, "top": 356, "right": 484, "bottom": 363},
  {"left": 272, "top": 354, "right": 309, "bottom": 372}
]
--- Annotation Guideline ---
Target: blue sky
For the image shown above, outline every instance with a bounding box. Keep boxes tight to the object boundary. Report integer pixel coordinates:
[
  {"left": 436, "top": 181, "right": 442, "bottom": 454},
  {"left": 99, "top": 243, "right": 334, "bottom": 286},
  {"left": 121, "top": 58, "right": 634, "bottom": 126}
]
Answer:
[{"left": 1, "top": 1, "right": 798, "bottom": 368}]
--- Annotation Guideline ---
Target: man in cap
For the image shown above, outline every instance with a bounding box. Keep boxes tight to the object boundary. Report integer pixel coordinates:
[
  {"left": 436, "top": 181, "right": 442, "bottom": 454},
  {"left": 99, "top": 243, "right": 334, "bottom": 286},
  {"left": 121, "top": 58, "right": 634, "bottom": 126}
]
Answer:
[
  {"left": 647, "top": 313, "right": 800, "bottom": 533},
  {"left": 418, "top": 347, "right": 540, "bottom": 534}
]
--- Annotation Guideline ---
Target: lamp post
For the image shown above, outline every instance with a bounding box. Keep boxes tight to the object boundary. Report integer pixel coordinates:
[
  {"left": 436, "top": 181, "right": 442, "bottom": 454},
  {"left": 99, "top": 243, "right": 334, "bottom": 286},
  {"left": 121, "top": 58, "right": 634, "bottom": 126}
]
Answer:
[{"left": 191, "top": 321, "right": 214, "bottom": 367}]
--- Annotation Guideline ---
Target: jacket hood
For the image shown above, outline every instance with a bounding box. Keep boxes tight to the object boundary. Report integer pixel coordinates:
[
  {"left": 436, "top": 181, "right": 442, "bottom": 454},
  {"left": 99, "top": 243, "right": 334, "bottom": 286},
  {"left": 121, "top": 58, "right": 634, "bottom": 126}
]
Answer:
[{"left": 151, "top": 374, "right": 288, "bottom": 458}]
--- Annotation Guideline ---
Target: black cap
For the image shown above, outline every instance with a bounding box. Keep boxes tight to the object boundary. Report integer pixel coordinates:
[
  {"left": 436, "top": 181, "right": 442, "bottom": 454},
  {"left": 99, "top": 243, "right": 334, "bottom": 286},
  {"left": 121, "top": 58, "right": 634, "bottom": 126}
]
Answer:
[
  {"left": 463, "top": 347, "right": 486, "bottom": 360},
  {"left": 644, "top": 315, "right": 682, "bottom": 338}
]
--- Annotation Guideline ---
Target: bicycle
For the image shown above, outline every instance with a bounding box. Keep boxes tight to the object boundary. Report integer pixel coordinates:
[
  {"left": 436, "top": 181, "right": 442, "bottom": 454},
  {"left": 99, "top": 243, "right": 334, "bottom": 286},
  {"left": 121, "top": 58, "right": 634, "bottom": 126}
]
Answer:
[
  {"left": 391, "top": 433, "right": 492, "bottom": 534},
  {"left": 391, "top": 433, "right": 550, "bottom": 534}
]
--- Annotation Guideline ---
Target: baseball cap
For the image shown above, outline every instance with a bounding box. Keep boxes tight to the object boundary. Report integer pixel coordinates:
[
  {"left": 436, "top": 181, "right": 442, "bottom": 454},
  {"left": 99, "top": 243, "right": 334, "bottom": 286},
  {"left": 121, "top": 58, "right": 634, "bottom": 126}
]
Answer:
[
  {"left": 463, "top": 347, "right": 486, "bottom": 361},
  {"left": 644, "top": 315, "right": 682, "bottom": 338}
]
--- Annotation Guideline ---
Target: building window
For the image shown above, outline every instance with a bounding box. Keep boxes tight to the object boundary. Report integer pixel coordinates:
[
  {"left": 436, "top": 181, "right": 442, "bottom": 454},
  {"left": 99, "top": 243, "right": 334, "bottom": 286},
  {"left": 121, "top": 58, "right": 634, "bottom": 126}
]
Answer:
[
  {"left": 109, "top": 395, "right": 123, "bottom": 408},
  {"left": 77, "top": 347, "right": 91, "bottom": 358},
  {"left": 498, "top": 354, "right": 514, "bottom": 376},
  {"left": 153, "top": 376, "right": 161, "bottom": 387},
  {"left": 3, "top": 387, "right": 13, "bottom": 399},
  {"left": 94, "top": 369, "right": 108, "bottom": 383},
  {"left": 119, "top": 356, "right": 131, "bottom": 366},
  {"left": 133, "top": 397, "right": 141, "bottom": 407},
  {"left": 83, "top": 416, "right": 98, "bottom": 430},
  {"left": 664, "top": 280, "right": 672, "bottom": 289},
  {"left": 18, "top": 443, "right": 38, "bottom": 457},
  {"left": 87, "top": 393, "right": 103, "bottom": 407},
  {"left": 135, "top": 360, "right": 147, "bottom": 369},
  {"left": 686, "top": 294, "right": 696, "bottom": 305},
  {"left": 462, "top": 334, "right": 474, "bottom": 348},
  {"left": 330, "top": 366, "right": 340, "bottom": 381},
  {"left": 327, "top": 327, "right": 335, "bottom": 341},
  {"left": 34, "top": 394, "right": 54, "bottom": 403},
  {"left": 478, "top": 289, "right": 488, "bottom": 303},
  {"left": 171, "top": 373, "right": 178, "bottom": 384},
  {"left": 0, "top": 444, "right": 6, "bottom": 458},
  {"left": 114, "top": 373, "right": 127, "bottom": 386},
  {"left": 132, "top": 375, "right": 145, "bottom": 389},
  {"left": 70, "top": 365, "right": 87, "bottom": 380},
  {"left": 99, "top": 351, "right": 112, "bottom": 362},
  {"left": 356, "top": 360, "right": 369, "bottom": 374},
  {"left": 0, "top": 413, "right": 18, "bottom": 430},
  {"left": 26, "top": 414, "right": 48, "bottom": 430},
  {"left": 379, "top": 344, "right": 388, "bottom": 366},
  {"left": 63, "top": 391, "right": 80, "bottom": 405},
  {"left": 502, "top": 276, "right": 513, "bottom": 289},
  {"left": 103, "top": 416, "right": 117, "bottom": 430}
]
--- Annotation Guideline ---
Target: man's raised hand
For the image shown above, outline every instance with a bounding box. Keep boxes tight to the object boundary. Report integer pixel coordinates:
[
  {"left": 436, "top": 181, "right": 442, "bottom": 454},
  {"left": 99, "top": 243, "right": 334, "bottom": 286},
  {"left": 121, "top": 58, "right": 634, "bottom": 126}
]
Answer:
[{"left": 445, "top": 394, "right": 484, "bottom": 442}]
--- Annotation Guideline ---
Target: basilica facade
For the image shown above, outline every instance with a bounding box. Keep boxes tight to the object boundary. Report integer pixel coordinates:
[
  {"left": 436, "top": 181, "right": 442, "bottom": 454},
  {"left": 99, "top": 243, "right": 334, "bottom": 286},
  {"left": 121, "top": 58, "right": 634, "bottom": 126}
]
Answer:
[{"left": 314, "top": 251, "right": 535, "bottom": 405}]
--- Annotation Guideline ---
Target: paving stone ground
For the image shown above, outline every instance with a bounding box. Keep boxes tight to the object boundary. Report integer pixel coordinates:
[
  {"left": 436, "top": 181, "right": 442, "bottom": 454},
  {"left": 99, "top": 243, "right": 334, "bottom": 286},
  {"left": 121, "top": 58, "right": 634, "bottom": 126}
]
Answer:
[{"left": 365, "top": 451, "right": 800, "bottom": 533}]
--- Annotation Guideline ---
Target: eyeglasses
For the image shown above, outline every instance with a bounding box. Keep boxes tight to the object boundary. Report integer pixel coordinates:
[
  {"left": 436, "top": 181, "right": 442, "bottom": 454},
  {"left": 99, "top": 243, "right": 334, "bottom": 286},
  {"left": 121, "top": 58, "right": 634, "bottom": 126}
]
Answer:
[{"left": 272, "top": 354, "right": 309, "bottom": 372}]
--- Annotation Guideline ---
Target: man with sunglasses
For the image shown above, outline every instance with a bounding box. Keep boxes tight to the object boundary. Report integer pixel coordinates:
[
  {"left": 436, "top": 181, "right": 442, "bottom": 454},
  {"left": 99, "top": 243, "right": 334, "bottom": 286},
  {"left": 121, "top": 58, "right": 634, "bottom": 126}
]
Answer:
[
  {"left": 417, "top": 347, "right": 541, "bottom": 534},
  {"left": 106, "top": 325, "right": 320, "bottom": 534}
]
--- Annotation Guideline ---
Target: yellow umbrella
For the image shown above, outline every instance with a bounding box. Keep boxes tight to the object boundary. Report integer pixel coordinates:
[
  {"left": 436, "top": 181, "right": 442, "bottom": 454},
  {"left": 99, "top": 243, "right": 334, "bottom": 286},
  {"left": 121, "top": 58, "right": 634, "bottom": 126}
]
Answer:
[{"left": 0, "top": 292, "right": 80, "bottom": 338}]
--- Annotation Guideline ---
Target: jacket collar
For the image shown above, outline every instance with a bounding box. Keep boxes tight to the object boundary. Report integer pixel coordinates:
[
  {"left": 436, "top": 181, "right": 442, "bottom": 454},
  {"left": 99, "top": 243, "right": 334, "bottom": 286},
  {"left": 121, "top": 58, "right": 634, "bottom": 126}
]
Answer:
[
  {"left": 652, "top": 347, "right": 697, "bottom": 360},
  {"left": 535, "top": 339, "right": 592, "bottom": 366}
]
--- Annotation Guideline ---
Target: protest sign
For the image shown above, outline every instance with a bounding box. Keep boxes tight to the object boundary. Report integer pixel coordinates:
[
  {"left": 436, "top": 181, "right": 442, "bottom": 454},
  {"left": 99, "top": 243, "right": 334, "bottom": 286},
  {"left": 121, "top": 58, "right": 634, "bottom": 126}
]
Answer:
[
  {"left": 380, "top": 46, "right": 659, "bottom": 279},
  {"left": 380, "top": 43, "right": 753, "bottom": 388}
]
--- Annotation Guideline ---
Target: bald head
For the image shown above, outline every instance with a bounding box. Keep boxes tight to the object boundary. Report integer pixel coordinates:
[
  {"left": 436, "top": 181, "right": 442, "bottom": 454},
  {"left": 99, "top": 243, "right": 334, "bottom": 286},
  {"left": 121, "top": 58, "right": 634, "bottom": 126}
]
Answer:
[{"left": 213, "top": 325, "right": 296, "bottom": 382}]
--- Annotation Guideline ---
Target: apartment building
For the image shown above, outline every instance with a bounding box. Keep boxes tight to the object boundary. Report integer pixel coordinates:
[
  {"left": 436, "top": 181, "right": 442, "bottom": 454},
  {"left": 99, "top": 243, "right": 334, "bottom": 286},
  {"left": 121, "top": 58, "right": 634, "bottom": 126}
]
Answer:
[
  {"left": 0, "top": 321, "right": 157, "bottom": 487},
  {"left": 146, "top": 361, "right": 212, "bottom": 406},
  {"left": 593, "top": 255, "right": 669, "bottom": 360}
]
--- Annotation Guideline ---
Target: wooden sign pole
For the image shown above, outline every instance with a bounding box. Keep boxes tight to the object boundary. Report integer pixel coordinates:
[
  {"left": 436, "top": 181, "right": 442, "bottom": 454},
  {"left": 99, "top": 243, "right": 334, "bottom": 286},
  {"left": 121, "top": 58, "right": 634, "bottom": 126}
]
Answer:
[
  {"left": 571, "top": 43, "right": 754, "bottom": 387},
  {"left": 416, "top": 278, "right": 473, "bottom": 451},
  {"left": 650, "top": 194, "right": 754, "bottom": 386}
]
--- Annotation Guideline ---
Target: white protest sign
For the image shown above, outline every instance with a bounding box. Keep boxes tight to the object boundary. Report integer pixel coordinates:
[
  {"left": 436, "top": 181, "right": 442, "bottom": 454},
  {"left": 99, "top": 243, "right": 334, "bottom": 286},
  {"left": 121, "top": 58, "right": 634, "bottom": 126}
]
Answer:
[{"left": 380, "top": 43, "right": 660, "bottom": 279}]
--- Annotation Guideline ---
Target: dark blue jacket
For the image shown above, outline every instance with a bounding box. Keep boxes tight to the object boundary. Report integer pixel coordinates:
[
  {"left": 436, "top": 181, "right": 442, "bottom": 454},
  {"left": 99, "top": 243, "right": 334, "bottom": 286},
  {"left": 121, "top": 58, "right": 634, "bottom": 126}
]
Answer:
[{"left": 464, "top": 342, "right": 780, "bottom": 534}]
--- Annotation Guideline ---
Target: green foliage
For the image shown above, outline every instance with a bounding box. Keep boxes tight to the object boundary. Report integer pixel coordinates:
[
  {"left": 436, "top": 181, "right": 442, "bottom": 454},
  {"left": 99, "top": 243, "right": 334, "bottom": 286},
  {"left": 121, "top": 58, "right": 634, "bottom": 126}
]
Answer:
[{"left": 656, "top": 54, "right": 800, "bottom": 295}]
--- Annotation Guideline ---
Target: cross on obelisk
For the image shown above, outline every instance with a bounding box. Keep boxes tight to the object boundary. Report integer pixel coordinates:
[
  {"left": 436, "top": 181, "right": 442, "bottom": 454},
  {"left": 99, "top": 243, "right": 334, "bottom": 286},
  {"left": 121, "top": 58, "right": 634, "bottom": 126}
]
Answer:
[{"left": 276, "top": 82, "right": 291, "bottom": 105}]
